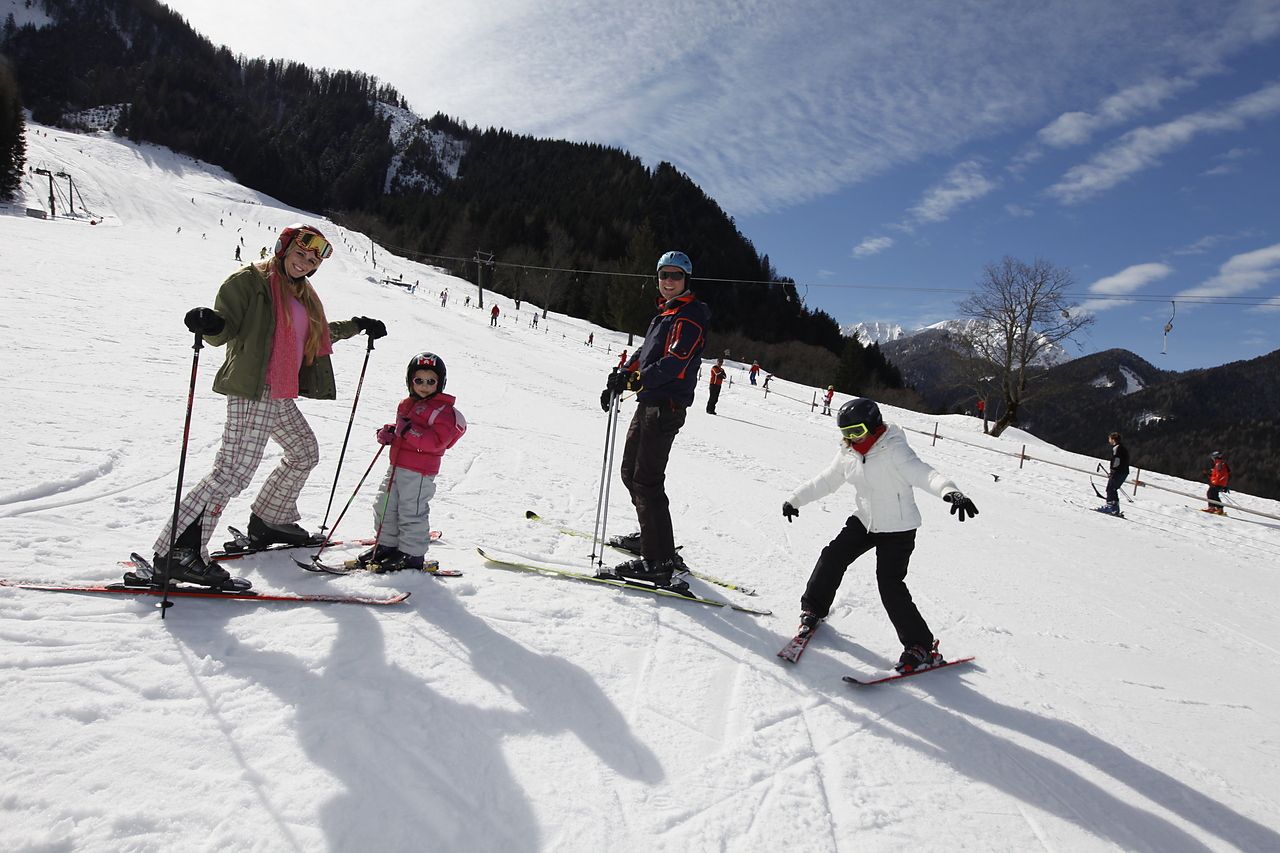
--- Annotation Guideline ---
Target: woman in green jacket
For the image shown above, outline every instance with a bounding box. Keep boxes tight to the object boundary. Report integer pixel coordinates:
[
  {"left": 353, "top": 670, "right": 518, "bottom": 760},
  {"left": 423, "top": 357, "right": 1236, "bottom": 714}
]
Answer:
[{"left": 152, "top": 223, "right": 385, "bottom": 586}]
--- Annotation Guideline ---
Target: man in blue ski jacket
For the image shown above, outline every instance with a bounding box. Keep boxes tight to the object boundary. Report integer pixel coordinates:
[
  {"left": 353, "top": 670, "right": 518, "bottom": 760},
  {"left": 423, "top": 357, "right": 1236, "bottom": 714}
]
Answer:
[{"left": 600, "top": 251, "right": 710, "bottom": 589}]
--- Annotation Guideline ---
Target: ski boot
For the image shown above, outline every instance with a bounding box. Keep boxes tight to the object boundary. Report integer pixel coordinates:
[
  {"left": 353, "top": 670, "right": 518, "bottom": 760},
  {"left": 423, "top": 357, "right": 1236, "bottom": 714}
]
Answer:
[
  {"left": 797, "top": 610, "right": 822, "bottom": 638},
  {"left": 150, "top": 548, "right": 233, "bottom": 588},
  {"left": 895, "top": 640, "right": 943, "bottom": 674},
  {"left": 372, "top": 553, "right": 439, "bottom": 573},
  {"left": 247, "top": 513, "right": 324, "bottom": 548},
  {"left": 607, "top": 557, "right": 690, "bottom": 592},
  {"left": 607, "top": 531, "right": 643, "bottom": 555},
  {"left": 355, "top": 544, "right": 402, "bottom": 568}
]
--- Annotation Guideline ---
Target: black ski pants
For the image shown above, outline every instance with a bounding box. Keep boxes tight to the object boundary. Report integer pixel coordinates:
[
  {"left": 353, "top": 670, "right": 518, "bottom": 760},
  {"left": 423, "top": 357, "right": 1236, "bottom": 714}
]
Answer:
[
  {"left": 1106, "top": 471, "right": 1128, "bottom": 505},
  {"left": 801, "top": 516, "right": 932, "bottom": 649},
  {"left": 706, "top": 383, "right": 722, "bottom": 414},
  {"left": 619, "top": 399, "right": 687, "bottom": 561}
]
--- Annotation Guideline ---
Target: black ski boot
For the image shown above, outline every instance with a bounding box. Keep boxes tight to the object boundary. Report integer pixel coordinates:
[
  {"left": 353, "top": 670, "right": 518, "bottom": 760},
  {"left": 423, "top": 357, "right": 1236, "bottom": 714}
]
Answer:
[
  {"left": 895, "top": 640, "right": 943, "bottom": 673},
  {"left": 355, "top": 544, "right": 402, "bottom": 568},
  {"left": 151, "top": 548, "right": 232, "bottom": 588},
  {"left": 797, "top": 610, "right": 822, "bottom": 637},
  {"left": 610, "top": 557, "right": 689, "bottom": 592},
  {"left": 607, "top": 531, "right": 643, "bottom": 555},
  {"left": 373, "top": 553, "right": 439, "bottom": 573},
  {"left": 247, "top": 513, "right": 322, "bottom": 548}
]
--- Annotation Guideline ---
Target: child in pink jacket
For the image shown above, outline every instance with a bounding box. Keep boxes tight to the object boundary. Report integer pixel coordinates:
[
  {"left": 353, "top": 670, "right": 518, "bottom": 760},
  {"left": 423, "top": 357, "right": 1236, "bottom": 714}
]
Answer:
[{"left": 359, "top": 352, "right": 466, "bottom": 571}]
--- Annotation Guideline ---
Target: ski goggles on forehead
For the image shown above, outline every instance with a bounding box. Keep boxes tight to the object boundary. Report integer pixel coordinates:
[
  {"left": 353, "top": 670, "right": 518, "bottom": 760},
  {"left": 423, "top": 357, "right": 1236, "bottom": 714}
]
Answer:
[
  {"left": 840, "top": 422, "right": 871, "bottom": 441},
  {"left": 293, "top": 230, "right": 333, "bottom": 259}
]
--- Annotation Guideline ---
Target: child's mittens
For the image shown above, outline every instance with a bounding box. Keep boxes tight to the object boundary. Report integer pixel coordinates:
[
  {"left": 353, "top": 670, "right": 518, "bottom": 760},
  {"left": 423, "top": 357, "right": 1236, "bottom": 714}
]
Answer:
[{"left": 376, "top": 424, "right": 396, "bottom": 446}]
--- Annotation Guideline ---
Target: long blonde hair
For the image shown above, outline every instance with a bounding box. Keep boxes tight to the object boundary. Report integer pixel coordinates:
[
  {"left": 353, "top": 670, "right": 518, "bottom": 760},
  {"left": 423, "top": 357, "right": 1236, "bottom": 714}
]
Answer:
[{"left": 259, "top": 258, "right": 327, "bottom": 365}]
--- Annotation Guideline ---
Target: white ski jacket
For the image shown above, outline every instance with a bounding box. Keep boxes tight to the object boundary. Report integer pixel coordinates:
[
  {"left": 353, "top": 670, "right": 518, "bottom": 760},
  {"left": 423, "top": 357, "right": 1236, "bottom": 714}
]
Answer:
[{"left": 786, "top": 424, "right": 960, "bottom": 533}]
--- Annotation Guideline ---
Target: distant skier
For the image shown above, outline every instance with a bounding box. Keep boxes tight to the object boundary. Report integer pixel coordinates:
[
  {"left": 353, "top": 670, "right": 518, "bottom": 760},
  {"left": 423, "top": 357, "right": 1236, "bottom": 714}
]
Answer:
[
  {"left": 749, "top": 361, "right": 760, "bottom": 385},
  {"left": 1203, "top": 451, "right": 1230, "bottom": 515},
  {"left": 782, "top": 397, "right": 978, "bottom": 673},
  {"left": 600, "top": 251, "right": 709, "bottom": 590},
  {"left": 822, "top": 386, "right": 834, "bottom": 415},
  {"left": 706, "top": 358, "right": 726, "bottom": 414},
  {"left": 150, "top": 224, "right": 387, "bottom": 587},
  {"left": 1095, "top": 432, "right": 1129, "bottom": 516},
  {"left": 357, "top": 352, "right": 467, "bottom": 571},
  {"left": 490, "top": 304, "right": 500, "bottom": 326}
]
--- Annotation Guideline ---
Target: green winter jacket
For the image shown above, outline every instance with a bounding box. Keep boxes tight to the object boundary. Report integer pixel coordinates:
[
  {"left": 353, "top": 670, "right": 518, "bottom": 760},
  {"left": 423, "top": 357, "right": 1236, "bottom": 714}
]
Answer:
[{"left": 205, "top": 264, "right": 359, "bottom": 401}]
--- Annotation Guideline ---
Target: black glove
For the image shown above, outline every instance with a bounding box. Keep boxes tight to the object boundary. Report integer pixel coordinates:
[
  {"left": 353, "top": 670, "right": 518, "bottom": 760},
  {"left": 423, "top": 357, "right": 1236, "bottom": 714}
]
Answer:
[
  {"left": 600, "top": 388, "right": 613, "bottom": 411},
  {"left": 606, "top": 370, "right": 628, "bottom": 394},
  {"left": 184, "top": 307, "right": 225, "bottom": 336},
  {"left": 625, "top": 371, "right": 642, "bottom": 391},
  {"left": 353, "top": 316, "right": 387, "bottom": 339},
  {"left": 944, "top": 491, "right": 978, "bottom": 521},
  {"left": 783, "top": 502, "right": 799, "bottom": 523}
]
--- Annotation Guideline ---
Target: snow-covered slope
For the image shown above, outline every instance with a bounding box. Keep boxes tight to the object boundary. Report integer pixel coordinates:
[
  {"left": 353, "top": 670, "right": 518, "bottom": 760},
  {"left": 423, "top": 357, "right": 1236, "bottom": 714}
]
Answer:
[{"left": 2, "top": 124, "right": 1279, "bottom": 853}]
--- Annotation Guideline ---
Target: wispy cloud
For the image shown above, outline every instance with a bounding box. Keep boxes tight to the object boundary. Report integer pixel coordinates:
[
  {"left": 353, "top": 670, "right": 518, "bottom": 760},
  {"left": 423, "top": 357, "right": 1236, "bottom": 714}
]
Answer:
[
  {"left": 906, "top": 160, "right": 999, "bottom": 224},
  {"left": 158, "top": 0, "right": 1280, "bottom": 215},
  {"left": 1078, "top": 262, "right": 1174, "bottom": 312},
  {"left": 1202, "top": 146, "right": 1258, "bottom": 176},
  {"left": 1046, "top": 82, "right": 1280, "bottom": 204},
  {"left": 1180, "top": 242, "right": 1280, "bottom": 300},
  {"left": 1037, "top": 77, "right": 1197, "bottom": 148},
  {"left": 852, "top": 236, "right": 895, "bottom": 258}
]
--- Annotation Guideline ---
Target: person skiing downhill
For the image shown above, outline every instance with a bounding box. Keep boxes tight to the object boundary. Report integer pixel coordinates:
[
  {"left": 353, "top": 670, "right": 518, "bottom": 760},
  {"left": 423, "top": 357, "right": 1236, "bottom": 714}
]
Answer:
[
  {"left": 600, "top": 251, "right": 710, "bottom": 589},
  {"left": 357, "top": 352, "right": 467, "bottom": 571},
  {"left": 151, "top": 224, "right": 386, "bottom": 587},
  {"left": 782, "top": 398, "right": 979, "bottom": 673}
]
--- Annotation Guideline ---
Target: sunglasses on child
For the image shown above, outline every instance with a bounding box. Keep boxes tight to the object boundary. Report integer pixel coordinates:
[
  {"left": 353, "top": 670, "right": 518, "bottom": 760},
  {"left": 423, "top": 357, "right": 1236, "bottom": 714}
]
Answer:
[
  {"left": 658, "top": 270, "right": 686, "bottom": 281},
  {"left": 413, "top": 377, "right": 438, "bottom": 387},
  {"left": 840, "top": 422, "right": 871, "bottom": 440}
]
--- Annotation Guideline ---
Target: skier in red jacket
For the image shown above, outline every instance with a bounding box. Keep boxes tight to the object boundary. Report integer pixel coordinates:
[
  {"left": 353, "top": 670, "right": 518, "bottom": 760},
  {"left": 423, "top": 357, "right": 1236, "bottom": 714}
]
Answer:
[{"left": 1204, "top": 451, "right": 1230, "bottom": 515}]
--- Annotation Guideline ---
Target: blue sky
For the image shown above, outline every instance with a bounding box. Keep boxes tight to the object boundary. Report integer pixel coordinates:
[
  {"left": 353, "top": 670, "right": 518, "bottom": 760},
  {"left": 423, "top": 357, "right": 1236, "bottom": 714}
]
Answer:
[{"left": 156, "top": 0, "right": 1280, "bottom": 370}]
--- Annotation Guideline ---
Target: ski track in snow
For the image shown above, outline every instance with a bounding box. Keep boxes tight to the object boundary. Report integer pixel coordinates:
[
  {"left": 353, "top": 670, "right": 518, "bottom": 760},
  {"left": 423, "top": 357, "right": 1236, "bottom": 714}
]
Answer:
[{"left": 1, "top": 123, "right": 1279, "bottom": 852}]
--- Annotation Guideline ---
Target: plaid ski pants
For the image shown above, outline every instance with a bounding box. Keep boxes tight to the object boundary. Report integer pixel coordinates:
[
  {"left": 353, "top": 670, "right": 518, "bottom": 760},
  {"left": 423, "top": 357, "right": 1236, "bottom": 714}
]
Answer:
[{"left": 153, "top": 389, "right": 320, "bottom": 559}]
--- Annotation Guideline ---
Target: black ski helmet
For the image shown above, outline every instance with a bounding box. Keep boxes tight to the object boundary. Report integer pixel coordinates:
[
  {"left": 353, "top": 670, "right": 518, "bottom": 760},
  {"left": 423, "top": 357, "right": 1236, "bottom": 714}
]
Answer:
[
  {"left": 836, "top": 397, "right": 883, "bottom": 441},
  {"left": 406, "top": 352, "right": 446, "bottom": 395}
]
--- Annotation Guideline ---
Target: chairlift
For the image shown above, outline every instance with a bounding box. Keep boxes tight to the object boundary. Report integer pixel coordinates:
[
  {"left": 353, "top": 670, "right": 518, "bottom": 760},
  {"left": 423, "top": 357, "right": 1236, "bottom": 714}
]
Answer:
[{"left": 1161, "top": 301, "right": 1175, "bottom": 355}]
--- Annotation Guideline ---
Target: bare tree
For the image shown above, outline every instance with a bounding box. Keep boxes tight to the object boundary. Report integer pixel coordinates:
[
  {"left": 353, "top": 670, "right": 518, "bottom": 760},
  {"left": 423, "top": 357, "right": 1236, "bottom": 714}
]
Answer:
[{"left": 953, "top": 255, "right": 1093, "bottom": 437}]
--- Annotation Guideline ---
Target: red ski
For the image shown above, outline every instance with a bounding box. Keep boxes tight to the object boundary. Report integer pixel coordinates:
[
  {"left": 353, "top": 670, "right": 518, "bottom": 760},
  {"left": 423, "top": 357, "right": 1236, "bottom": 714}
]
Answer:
[
  {"left": 2, "top": 578, "right": 409, "bottom": 606},
  {"left": 842, "top": 655, "right": 975, "bottom": 685}
]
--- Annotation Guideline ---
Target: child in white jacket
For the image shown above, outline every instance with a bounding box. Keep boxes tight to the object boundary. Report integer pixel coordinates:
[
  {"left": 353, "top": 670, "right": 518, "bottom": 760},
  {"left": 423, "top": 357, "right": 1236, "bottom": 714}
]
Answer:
[{"left": 782, "top": 398, "right": 978, "bottom": 672}]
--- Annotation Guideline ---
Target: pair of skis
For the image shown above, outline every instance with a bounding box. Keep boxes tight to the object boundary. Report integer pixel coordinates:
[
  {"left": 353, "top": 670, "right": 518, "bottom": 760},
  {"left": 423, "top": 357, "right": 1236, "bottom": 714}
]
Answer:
[
  {"left": 523, "top": 510, "right": 756, "bottom": 596},
  {"left": 777, "top": 622, "right": 975, "bottom": 686},
  {"left": 477, "top": 547, "right": 772, "bottom": 616},
  {"left": 3, "top": 553, "right": 411, "bottom": 607}
]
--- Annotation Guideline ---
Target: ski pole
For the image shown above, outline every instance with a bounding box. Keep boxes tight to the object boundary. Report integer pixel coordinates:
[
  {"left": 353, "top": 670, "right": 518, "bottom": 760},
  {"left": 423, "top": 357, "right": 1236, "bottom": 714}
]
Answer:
[
  {"left": 319, "top": 333, "right": 376, "bottom": 532},
  {"left": 590, "top": 387, "right": 623, "bottom": 567},
  {"left": 311, "top": 443, "right": 385, "bottom": 562},
  {"left": 159, "top": 329, "right": 204, "bottom": 618}
]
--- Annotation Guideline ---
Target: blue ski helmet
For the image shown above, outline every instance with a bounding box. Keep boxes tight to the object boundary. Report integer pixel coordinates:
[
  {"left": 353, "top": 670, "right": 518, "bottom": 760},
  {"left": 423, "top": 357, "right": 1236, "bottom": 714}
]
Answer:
[{"left": 656, "top": 251, "right": 692, "bottom": 277}]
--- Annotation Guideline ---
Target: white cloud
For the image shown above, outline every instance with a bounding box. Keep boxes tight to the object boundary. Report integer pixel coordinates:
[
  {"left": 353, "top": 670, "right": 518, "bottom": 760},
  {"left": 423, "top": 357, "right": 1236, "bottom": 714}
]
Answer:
[
  {"left": 154, "top": 0, "right": 1280, "bottom": 215},
  {"left": 852, "top": 236, "right": 895, "bottom": 258},
  {"left": 1037, "top": 77, "right": 1197, "bottom": 147},
  {"left": 907, "top": 160, "right": 999, "bottom": 224},
  {"left": 1077, "top": 262, "right": 1174, "bottom": 313},
  {"left": 1180, "top": 242, "right": 1280, "bottom": 300},
  {"left": 1047, "top": 82, "right": 1280, "bottom": 204}
]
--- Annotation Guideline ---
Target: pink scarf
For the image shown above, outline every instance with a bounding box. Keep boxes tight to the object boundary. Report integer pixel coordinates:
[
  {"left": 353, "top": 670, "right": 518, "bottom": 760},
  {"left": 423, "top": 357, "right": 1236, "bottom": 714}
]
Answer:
[{"left": 265, "top": 269, "right": 333, "bottom": 399}]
